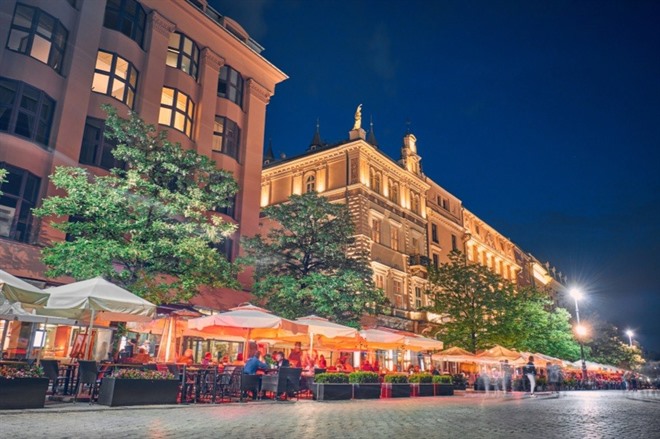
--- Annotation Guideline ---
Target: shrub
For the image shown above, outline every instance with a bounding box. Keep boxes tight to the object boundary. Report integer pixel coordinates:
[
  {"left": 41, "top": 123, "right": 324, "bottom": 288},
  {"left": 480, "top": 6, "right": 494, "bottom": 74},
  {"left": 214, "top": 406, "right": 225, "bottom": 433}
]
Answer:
[
  {"left": 349, "top": 371, "right": 380, "bottom": 384},
  {"left": 408, "top": 373, "right": 433, "bottom": 384},
  {"left": 112, "top": 369, "right": 174, "bottom": 380},
  {"left": 432, "top": 374, "right": 453, "bottom": 384},
  {"left": 314, "top": 373, "right": 349, "bottom": 384},
  {"left": 0, "top": 365, "right": 44, "bottom": 379},
  {"left": 383, "top": 374, "right": 409, "bottom": 384}
]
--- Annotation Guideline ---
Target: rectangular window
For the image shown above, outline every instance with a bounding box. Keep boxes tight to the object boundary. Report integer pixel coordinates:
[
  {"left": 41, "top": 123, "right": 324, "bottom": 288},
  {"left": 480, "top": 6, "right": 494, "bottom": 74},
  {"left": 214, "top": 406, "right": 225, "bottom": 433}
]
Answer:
[
  {"left": 371, "top": 218, "right": 381, "bottom": 244},
  {"left": 213, "top": 116, "right": 241, "bottom": 161},
  {"left": 7, "top": 3, "right": 68, "bottom": 73},
  {"left": 412, "top": 236, "right": 419, "bottom": 253},
  {"left": 431, "top": 223, "right": 438, "bottom": 243},
  {"left": 432, "top": 253, "right": 439, "bottom": 268},
  {"left": 103, "top": 0, "right": 146, "bottom": 47},
  {"left": 166, "top": 32, "right": 199, "bottom": 80},
  {"left": 159, "top": 87, "right": 194, "bottom": 138},
  {"left": 79, "top": 117, "right": 123, "bottom": 171},
  {"left": 374, "top": 274, "right": 384, "bottom": 290},
  {"left": 214, "top": 194, "right": 236, "bottom": 219},
  {"left": 92, "top": 50, "right": 138, "bottom": 108},
  {"left": 390, "top": 226, "right": 399, "bottom": 251},
  {"left": 0, "top": 77, "right": 55, "bottom": 147},
  {"left": 451, "top": 234, "right": 458, "bottom": 251},
  {"left": 218, "top": 65, "right": 244, "bottom": 107},
  {"left": 393, "top": 280, "right": 402, "bottom": 295},
  {"left": 0, "top": 163, "right": 41, "bottom": 243}
]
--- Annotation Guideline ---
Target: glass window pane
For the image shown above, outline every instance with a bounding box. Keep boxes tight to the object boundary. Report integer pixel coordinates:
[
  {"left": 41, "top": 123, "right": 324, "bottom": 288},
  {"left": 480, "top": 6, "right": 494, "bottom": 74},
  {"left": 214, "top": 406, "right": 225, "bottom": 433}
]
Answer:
[
  {"left": 175, "top": 94, "right": 187, "bottom": 111},
  {"left": 111, "top": 80, "right": 125, "bottom": 101},
  {"left": 15, "top": 112, "right": 35, "bottom": 138},
  {"left": 20, "top": 89, "right": 39, "bottom": 112},
  {"left": 92, "top": 73, "right": 110, "bottom": 94},
  {"left": 181, "top": 57, "right": 191, "bottom": 74},
  {"left": 158, "top": 108, "right": 171, "bottom": 126},
  {"left": 50, "top": 48, "right": 63, "bottom": 71},
  {"left": 37, "top": 14, "right": 55, "bottom": 39},
  {"left": 126, "top": 89, "right": 134, "bottom": 108},
  {"left": 0, "top": 82, "right": 16, "bottom": 105},
  {"left": 7, "top": 30, "right": 30, "bottom": 53},
  {"left": 114, "top": 57, "right": 129, "bottom": 79},
  {"left": 161, "top": 88, "right": 174, "bottom": 106},
  {"left": 96, "top": 51, "right": 113, "bottom": 71},
  {"left": 166, "top": 50, "right": 178, "bottom": 68},
  {"left": 183, "top": 37, "right": 193, "bottom": 55},
  {"left": 30, "top": 35, "right": 51, "bottom": 64},
  {"left": 14, "top": 5, "right": 34, "bottom": 28},
  {"left": 129, "top": 69, "right": 137, "bottom": 87},
  {"left": 168, "top": 32, "right": 180, "bottom": 48},
  {"left": 174, "top": 112, "right": 185, "bottom": 131}
]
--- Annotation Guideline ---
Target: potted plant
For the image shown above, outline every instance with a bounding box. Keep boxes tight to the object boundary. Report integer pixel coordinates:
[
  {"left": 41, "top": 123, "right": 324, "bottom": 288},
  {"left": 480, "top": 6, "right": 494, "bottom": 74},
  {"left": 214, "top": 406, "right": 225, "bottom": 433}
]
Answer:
[
  {"left": 383, "top": 374, "right": 410, "bottom": 398},
  {"left": 433, "top": 374, "right": 454, "bottom": 396},
  {"left": 97, "top": 369, "right": 178, "bottom": 407},
  {"left": 452, "top": 373, "right": 467, "bottom": 390},
  {"left": 409, "top": 373, "right": 434, "bottom": 396},
  {"left": 312, "top": 373, "right": 352, "bottom": 401},
  {"left": 349, "top": 371, "right": 381, "bottom": 399},
  {"left": 0, "top": 365, "right": 49, "bottom": 409}
]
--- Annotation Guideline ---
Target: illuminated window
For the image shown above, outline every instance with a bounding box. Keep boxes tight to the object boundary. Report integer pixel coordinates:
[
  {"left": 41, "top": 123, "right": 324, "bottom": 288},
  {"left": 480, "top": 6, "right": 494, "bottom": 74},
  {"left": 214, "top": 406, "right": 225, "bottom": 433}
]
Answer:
[
  {"left": 0, "top": 164, "right": 41, "bottom": 243},
  {"left": 166, "top": 32, "right": 199, "bottom": 80},
  {"left": 7, "top": 4, "right": 68, "bottom": 73},
  {"left": 218, "top": 65, "right": 244, "bottom": 107},
  {"left": 415, "top": 286, "right": 422, "bottom": 309},
  {"left": 410, "top": 191, "right": 420, "bottom": 214},
  {"left": 371, "top": 218, "right": 381, "bottom": 243},
  {"left": 0, "top": 77, "right": 55, "bottom": 147},
  {"left": 369, "top": 168, "right": 381, "bottom": 194},
  {"left": 92, "top": 51, "right": 138, "bottom": 108},
  {"left": 159, "top": 87, "right": 194, "bottom": 138},
  {"left": 374, "top": 274, "right": 385, "bottom": 289},
  {"left": 212, "top": 116, "right": 240, "bottom": 160},
  {"left": 390, "top": 226, "right": 399, "bottom": 251},
  {"left": 305, "top": 174, "right": 316, "bottom": 193},
  {"left": 79, "top": 117, "right": 125, "bottom": 171},
  {"left": 103, "top": 0, "right": 146, "bottom": 47},
  {"left": 388, "top": 180, "right": 399, "bottom": 204},
  {"left": 431, "top": 223, "right": 438, "bottom": 243},
  {"left": 374, "top": 172, "right": 381, "bottom": 194}
]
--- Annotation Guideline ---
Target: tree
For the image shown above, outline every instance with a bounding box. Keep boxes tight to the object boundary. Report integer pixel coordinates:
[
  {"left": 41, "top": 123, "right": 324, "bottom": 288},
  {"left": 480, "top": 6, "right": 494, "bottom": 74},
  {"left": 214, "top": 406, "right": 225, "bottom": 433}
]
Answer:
[
  {"left": 426, "top": 251, "right": 521, "bottom": 353},
  {"left": 585, "top": 318, "right": 645, "bottom": 369},
  {"left": 243, "top": 192, "right": 386, "bottom": 327},
  {"left": 34, "top": 105, "right": 240, "bottom": 303}
]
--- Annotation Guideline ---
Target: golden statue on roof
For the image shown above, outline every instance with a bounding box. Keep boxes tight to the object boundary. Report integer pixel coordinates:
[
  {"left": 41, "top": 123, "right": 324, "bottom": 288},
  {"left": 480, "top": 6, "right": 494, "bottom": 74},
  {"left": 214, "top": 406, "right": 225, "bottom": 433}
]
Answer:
[{"left": 353, "top": 104, "right": 362, "bottom": 130}]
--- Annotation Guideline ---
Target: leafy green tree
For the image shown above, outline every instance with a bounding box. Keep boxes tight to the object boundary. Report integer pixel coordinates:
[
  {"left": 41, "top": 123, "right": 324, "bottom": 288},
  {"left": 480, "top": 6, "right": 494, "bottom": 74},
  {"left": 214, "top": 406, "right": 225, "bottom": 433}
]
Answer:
[
  {"left": 243, "top": 192, "right": 386, "bottom": 327},
  {"left": 585, "top": 319, "right": 645, "bottom": 369},
  {"left": 35, "top": 105, "right": 240, "bottom": 303},
  {"left": 0, "top": 168, "right": 7, "bottom": 190},
  {"left": 426, "top": 251, "right": 521, "bottom": 353}
]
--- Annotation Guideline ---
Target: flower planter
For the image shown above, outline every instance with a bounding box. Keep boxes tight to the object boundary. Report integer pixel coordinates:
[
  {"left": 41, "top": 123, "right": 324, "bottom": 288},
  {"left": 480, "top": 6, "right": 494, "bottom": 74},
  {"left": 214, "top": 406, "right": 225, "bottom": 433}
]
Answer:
[
  {"left": 411, "top": 383, "right": 434, "bottom": 397},
  {"left": 312, "top": 383, "right": 352, "bottom": 401},
  {"left": 435, "top": 383, "right": 454, "bottom": 396},
  {"left": 381, "top": 383, "right": 411, "bottom": 398},
  {"left": 0, "top": 378, "right": 49, "bottom": 409},
  {"left": 97, "top": 378, "right": 179, "bottom": 406},
  {"left": 352, "top": 383, "right": 381, "bottom": 399}
]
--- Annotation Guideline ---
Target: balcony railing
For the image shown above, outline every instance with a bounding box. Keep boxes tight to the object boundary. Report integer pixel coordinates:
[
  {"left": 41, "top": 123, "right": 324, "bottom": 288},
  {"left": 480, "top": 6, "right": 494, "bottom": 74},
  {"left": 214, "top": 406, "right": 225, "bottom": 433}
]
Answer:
[{"left": 408, "top": 254, "right": 430, "bottom": 267}]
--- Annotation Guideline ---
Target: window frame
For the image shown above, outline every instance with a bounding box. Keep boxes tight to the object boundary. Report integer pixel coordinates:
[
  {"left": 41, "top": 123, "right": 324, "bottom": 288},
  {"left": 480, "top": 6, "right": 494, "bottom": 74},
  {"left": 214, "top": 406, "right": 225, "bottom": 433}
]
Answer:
[
  {"left": 212, "top": 116, "right": 241, "bottom": 161},
  {"left": 217, "top": 65, "right": 244, "bottom": 107},
  {"left": 371, "top": 218, "right": 382, "bottom": 244},
  {"left": 159, "top": 87, "right": 195, "bottom": 138},
  {"left": 0, "top": 163, "right": 41, "bottom": 243},
  {"left": 0, "top": 77, "right": 55, "bottom": 148},
  {"left": 92, "top": 50, "right": 139, "bottom": 109},
  {"left": 431, "top": 223, "right": 439, "bottom": 243},
  {"left": 78, "top": 117, "right": 125, "bottom": 171},
  {"left": 305, "top": 174, "right": 316, "bottom": 193},
  {"left": 214, "top": 194, "right": 236, "bottom": 219},
  {"left": 103, "top": 0, "right": 147, "bottom": 47},
  {"left": 166, "top": 32, "right": 200, "bottom": 80},
  {"left": 7, "top": 3, "right": 68, "bottom": 73}
]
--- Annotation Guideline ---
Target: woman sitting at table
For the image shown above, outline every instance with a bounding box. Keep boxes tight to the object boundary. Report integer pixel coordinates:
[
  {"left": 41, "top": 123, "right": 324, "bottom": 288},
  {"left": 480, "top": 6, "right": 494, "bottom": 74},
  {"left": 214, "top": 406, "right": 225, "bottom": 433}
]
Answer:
[
  {"left": 131, "top": 347, "right": 152, "bottom": 364},
  {"left": 179, "top": 348, "right": 194, "bottom": 365}
]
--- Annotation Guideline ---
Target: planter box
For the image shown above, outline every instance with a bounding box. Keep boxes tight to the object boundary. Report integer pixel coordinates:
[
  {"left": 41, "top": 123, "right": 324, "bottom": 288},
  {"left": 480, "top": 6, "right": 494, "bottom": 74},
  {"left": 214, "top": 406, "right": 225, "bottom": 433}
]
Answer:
[
  {"left": 97, "top": 378, "right": 179, "bottom": 407},
  {"left": 312, "top": 383, "right": 352, "bottom": 401},
  {"left": 382, "top": 383, "right": 411, "bottom": 398},
  {"left": 352, "top": 383, "right": 381, "bottom": 399},
  {"left": 0, "top": 378, "right": 49, "bottom": 409},
  {"left": 435, "top": 383, "right": 455, "bottom": 396},
  {"left": 453, "top": 383, "right": 467, "bottom": 391},
  {"left": 411, "top": 383, "right": 434, "bottom": 397}
]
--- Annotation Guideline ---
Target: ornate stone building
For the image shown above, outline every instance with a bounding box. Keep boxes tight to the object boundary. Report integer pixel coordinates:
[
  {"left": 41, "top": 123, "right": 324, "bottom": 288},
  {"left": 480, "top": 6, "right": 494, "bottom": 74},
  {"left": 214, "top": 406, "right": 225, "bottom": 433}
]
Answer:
[{"left": 0, "top": 0, "right": 286, "bottom": 294}]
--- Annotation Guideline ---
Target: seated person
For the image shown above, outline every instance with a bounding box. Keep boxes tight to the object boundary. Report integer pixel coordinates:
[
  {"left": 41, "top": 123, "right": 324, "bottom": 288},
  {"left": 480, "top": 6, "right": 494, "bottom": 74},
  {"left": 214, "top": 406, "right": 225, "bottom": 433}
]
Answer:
[
  {"left": 360, "top": 360, "right": 374, "bottom": 372},
  {"left": 132, "top": 347, "right": 152, "bottom": 363},
  {"left": 275, "top": 351, "right": 290, "bottom": 369},
  {"left": 201, "top": 351, "right": 215, "bottom": 366},
  {"left": 179, "top": 348, "right": 194, "bottom": 365},
  {"left": 231, "top": 353, "right": 245, "bottom": 365},
  {"left": 244, "top": 352, "right": 268, "bottom": 375},
  {"left": 318, "top": 354, "right": 327, "bottom": 369}
]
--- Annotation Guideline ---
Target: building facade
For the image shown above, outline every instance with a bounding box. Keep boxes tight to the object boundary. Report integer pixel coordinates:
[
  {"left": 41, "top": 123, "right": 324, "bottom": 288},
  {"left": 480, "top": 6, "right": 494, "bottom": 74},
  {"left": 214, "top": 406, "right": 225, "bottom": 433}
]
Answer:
[{"left": 0, "top": 0, "right": 286, "bottom": 290}]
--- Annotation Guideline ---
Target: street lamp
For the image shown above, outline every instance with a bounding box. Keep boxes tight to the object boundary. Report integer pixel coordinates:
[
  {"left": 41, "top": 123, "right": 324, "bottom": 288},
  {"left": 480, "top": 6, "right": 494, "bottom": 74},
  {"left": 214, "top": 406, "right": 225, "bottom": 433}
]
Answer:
[
  {"left": 625, "top": 329, "right": 634, "bottom": 347},
  {"left": 569, "top": 287, "right": 588, "bottom": 381}
]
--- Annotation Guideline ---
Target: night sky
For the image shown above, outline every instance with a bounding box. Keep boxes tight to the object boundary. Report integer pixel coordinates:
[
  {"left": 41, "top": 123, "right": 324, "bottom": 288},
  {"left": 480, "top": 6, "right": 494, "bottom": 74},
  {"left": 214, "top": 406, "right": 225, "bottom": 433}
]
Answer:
[{"left": 210, "top": 1, "right": 660, "bottom": 356}]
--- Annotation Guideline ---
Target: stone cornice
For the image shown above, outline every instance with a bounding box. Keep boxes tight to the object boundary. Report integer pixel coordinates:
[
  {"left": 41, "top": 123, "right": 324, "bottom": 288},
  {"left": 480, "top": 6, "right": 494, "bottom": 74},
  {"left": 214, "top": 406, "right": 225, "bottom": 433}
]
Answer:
[
  {"left": 247, "top": 78, "right": 272, "bottom": 104},
  {"left": 150, "top": 11, "right": 176, "bottom": 38},
  {"left": 201, "top": 48, "right": 225, "bottom": 71}
]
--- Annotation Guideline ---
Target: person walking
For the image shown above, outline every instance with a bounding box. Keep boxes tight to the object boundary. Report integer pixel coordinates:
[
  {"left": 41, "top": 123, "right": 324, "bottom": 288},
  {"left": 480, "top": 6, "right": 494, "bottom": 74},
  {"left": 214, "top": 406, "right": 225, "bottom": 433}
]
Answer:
[
  {"left": 548, "top": 361, "right": 561, "bottom": 394},
  {"left": 502, "top": 359, "right": 513, "bottom": 393},
  {"left": 523, "top": 355, "right": 537, "bottom": 396}
]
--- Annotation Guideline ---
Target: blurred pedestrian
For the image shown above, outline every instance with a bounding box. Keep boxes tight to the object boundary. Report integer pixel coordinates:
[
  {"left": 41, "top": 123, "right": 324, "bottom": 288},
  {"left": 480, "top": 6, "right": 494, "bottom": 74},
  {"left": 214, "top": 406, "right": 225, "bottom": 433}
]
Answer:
[{"left": 523, "top": 356, "right": 537, "bottom": 396}]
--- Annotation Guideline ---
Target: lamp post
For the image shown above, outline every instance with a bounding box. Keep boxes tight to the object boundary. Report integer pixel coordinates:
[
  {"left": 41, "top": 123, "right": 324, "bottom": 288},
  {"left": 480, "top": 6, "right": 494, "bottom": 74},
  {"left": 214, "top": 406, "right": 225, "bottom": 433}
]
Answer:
[
  {"left": 569, "top": 287, "right": 588, "bottom": 382},
  {"left": 625, "top": 330, "right": 634, "bottom": 347}
]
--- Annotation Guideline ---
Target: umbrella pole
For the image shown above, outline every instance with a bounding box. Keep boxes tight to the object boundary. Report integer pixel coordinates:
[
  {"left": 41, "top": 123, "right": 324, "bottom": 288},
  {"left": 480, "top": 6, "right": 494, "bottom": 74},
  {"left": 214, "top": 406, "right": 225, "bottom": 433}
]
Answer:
[
  {"left": 0, "top": 319, "right": 9, "bottom": 355},
  {"left": 86, "top": 309, "right": 95, "bottom": 360}
]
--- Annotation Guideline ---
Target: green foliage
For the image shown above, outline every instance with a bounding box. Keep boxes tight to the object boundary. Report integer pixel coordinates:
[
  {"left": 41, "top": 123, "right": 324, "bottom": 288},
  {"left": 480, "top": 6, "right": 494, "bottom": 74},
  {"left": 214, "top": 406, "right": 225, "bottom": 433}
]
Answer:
[
  {"left": 34, "top": 105, "right": 240, "bottom": 303},
  {"left": 348, "top": 371, "right": 380, "bottom": 383},
  {"left": 383, "top": 374, "right": 409, "bottom": 384},
  {"left": 112, "top": 369, "right": 175, "bottom": 380},
  {"left": 432, "top": 375, "right": 453, "bottom": 384},
  {"left": 244, "top": 192, "right": 386, "bottom": 327},
  {"left": 0, "top": 365, "right": 44, "bottom": 379},
  {"left": 314, "top": 373, "right": 349, "bottom": 384},
  {"left": 408, "top": 373, "right": 433, "bottom": 384},
  {"left": 586, "top": 319, "right": 645, "bottom": 370},
  {"left": 0, "top": 168, "right": 7, "bottom": 195}
]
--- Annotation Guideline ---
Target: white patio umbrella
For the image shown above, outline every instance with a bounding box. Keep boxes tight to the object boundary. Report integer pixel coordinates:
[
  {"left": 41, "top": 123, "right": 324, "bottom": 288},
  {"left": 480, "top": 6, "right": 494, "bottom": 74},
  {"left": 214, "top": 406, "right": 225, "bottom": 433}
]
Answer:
[
  {"left": 359, "top": 328, "right": 407, "bottom": 350},
  {"left": 38, "top": 277, "right": 156, "bottom": 359},
  {"left": 289, "top": 315, "right": 361, "bottom": 351},
  {"left": 0, "top": 269, "right": 50, "bottom": 305},
  {"left": 187, "top": 304, "right": 308, "bottom": 358}
]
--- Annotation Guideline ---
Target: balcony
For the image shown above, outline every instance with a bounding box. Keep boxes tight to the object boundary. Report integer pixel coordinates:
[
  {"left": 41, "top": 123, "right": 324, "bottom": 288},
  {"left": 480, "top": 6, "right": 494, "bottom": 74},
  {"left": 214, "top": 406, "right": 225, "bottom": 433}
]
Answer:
[{"left": 408, "top": 254, "right": 430, "bottom": 278}]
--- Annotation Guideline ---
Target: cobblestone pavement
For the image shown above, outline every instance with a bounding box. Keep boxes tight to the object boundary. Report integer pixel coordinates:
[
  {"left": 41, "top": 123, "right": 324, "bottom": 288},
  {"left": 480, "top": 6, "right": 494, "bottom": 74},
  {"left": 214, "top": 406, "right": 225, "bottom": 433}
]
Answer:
[{"left": 1, "top": 390, "right": 658, "bottom": 439}]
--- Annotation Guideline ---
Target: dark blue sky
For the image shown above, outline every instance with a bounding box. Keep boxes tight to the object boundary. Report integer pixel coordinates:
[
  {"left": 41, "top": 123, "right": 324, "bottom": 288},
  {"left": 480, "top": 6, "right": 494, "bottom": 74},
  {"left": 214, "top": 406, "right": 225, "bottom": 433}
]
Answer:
[{"left": 211, "top": 0, "right": 660, "bottom": 356}]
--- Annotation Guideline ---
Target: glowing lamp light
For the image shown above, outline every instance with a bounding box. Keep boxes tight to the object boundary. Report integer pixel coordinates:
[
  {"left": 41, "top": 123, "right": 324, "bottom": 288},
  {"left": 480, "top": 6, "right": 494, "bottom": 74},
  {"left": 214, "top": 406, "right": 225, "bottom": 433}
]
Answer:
[
  {"left": 625, "top": 329, "right": 634, "bottom": 338},
  {"left": 575, "top": 324, "right": 588, "bottom": 337},
  {"left": 569, "top": 287, "right": 583, "bottom": 301}
]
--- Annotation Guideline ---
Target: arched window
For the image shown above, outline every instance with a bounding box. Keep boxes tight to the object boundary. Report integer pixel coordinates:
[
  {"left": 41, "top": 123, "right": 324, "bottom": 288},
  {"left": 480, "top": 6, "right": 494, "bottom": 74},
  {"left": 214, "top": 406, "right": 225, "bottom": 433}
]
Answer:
[
  {"left": 411, "top": 191, "right": 420, "bottom": 214},
  {"left": 305, "top": 174, "right": 316, "bottom": 193},
  {"left": 374, "top": 172, "right": 381, "bottom": 194},
  {"left": 389, "top": 180, "right": 399, "bottom": 204}
]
